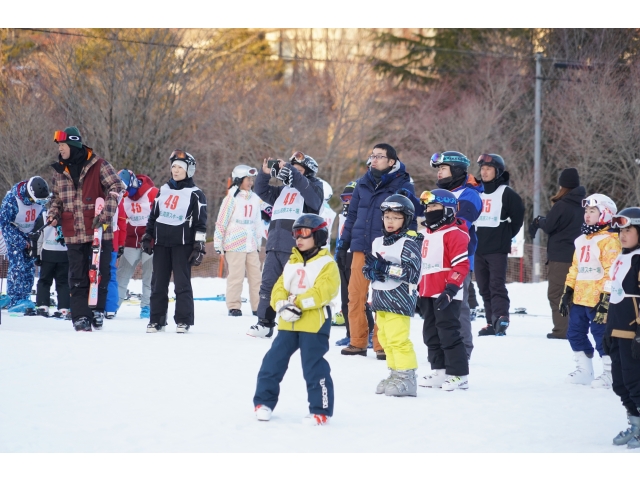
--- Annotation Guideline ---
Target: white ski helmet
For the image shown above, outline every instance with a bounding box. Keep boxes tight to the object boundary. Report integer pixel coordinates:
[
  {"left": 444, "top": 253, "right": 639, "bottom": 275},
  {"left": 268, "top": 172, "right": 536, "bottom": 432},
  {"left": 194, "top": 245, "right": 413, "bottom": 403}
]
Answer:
[
  {"left": 231, "top": 165, "right": 258, "bottom": 186},
  {"left": 582, "top": 193, "right": 617, "bottom": 225},
  {"left": 319, "top": 178, "right": 333, "bottom": 202}
]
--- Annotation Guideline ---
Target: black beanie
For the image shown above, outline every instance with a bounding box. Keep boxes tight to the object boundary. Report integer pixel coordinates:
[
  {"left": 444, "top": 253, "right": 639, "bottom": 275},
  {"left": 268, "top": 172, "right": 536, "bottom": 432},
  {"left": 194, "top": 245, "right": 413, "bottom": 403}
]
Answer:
[{"left": 559, "top": 168, "right": 580, "bottom": 189}]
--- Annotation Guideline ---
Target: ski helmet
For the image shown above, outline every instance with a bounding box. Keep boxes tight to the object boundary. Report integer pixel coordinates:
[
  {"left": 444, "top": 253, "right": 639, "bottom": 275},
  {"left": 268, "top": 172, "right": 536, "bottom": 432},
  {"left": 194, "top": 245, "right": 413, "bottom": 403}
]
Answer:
[
  {"left": 477, "top": 153, "right": 505, "bottom": 178},
  {"left": 170, "top": 150, "right": 196, "bottom": 178},
  {"left": 380, "top": 193, "right": 415, "bottom": 234},
  {"left": 26, "top": 176, "right": 50, "bottom": 205},
  {"left": 118, "top": 169, "right": 140, "bottom": 198},
  {"left": 420, "top": 189, "right": 458, "bottom": 230},
  {"left": 340, "top": 181, "right": 356, "bottom": 202},
  {"left": 289, "top": 151, "right": 318, "bottom": 177},
  {"left": 612, "top": 207, "right": 640, "bottom": 228},
  {"left": 582, "top": 194, "right": 617, "bottom": 225},
  {"left": 430, "top": 151, "right": 470, "bottom": 171},
  {"left": 292, "top": 214, "right": 329, "bottom": 247},
  {"left": 319, "top": 178, "right": 333, "bottom": 202},
  {"left": 261, "top": 202, "right": 273, "bottom": 223},
  {"left": 231, "top": 165, "right": 258, "bottom": 186}
]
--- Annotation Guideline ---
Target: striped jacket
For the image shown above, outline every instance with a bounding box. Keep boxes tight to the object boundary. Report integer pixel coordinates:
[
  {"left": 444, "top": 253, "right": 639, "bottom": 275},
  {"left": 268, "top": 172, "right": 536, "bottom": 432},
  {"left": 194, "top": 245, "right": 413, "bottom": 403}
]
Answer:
[{"left": 48, "top": 148, "right": 124, "bottom": 244}]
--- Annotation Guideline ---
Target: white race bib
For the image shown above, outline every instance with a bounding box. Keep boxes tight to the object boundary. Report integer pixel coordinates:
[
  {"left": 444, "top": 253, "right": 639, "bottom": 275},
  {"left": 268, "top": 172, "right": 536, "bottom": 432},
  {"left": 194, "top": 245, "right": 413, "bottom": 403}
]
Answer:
[
  {"left": 609, "top": 252, "right": 640, "bottom": 304},
  {"left": 124, "top": 195, "right": 152, "bottom": 227},
  {"left": 420, "top": 228, "right": 464, "bottom": 300},
  {"left": 155, "top": 184, "right": 198, "bottom": 226},
  {"left": 271, "top": 186, "right": 305, "bottom": 221},
  {"left": 371, "top": 236, "right": 408, "bottom": 291},
  {"left": 15, "top": 201, "right": 43, "bottom": 233},
  {"left": 574, "top": 234, "right": 608, "bottom": 281},
  {"left": 282, "top": 255, "right": 333, "bottom": 296},
  {"left": 43, "top": 223, "right": 67, "bottom": 251},
  {"left": 476, "top": 185, "right": 507, "bottom": 228},
  {"left": 319, "top": 202, "right": 337, "bottom": 250}
]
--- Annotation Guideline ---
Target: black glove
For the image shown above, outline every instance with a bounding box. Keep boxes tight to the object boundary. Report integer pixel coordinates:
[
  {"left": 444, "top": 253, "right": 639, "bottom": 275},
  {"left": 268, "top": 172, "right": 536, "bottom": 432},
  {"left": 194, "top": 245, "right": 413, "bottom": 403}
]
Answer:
[
  {"left": 141, "top": 233, "right": 154, "bottom": 255},
  {"left": 593, "top": 293, "right": 610, "bottom": 324},
  {"left": 92, "top": 213, "right": 107, "bottom": 230},
  {"left": 335, "top": 240, "right": 349, "bottom": 271},
  {"left": 528, "top": 216, "right": 541, "bottom": 239},
  {"left": 34, "top": 257, "right": 42, "bottom": 267},
  {"left": 559, "top": 285, "right": 574, "bottom": 317},
  {"left": 365, "top": 252, "right": 390, "bottom": 275},
  {"left": 602, "top": 332, "right": 612, "bottom": 356},
  {"left": 363, "top": 264, "right": 386, "bottom": 282},
  {"left": 276, "top": 165, "right": 293, "bottom": 186},
  {"left": 117, "top": 246, "right": 125, "bottom": 258},
  {"left": 270, "top": 162, "right": 281, "bottom": 178},
  {"left": 632, "top": 325, "right": 640, "bottom": 360},
  {"left": 189, "top": 241, "right": 206, "bottom": 266},
  {"left": 435, "top": 284, "right": 460, "bottom": 311}
]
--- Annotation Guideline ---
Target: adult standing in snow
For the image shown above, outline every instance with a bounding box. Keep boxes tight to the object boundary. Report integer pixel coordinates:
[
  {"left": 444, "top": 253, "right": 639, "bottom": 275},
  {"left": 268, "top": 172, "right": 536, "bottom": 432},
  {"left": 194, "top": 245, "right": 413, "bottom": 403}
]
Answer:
[
  {"left": 0, "top": 176, "right": 51, "bottom": 313},
  {"left": 213, "top": 165, "right": 262, "bottom": 317},
  {"left": 115, "top": 169, "right": 159, "bottom": 319},
  {"left": 529, "top": 168, "right": 585, "bottom": 340},
  {"left": 48, "top": 127, "right": 124, "bottom": 332},
  {"left": 335, "top": 143, "right": 416, "bottom": 358},
  {"left": 248, "top": 151, "right": 324, "bottom": 339},
  {"left": 474, "top": 154, "right": 524, "bottom": 336}
]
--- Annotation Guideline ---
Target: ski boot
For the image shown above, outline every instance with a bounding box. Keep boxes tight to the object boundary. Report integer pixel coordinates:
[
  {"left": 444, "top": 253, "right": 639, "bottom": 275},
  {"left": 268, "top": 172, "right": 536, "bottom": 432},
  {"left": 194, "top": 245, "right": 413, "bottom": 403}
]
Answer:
[
  {"left": 73, "top": 317, "right": 92, "bottom": 332},
  {"left": 0, "top": 293, "right": 10, "bottom": 309},
  {"left": 176, "top": 323, "right": 191, "bottom": 333},
  {"left": 254, "top": 405, "right": 272, "bottom": 421},
  {"left": 418, "top": 369, "right": 447, "bottom": 388},
  {"left": 591, "top": 355, "right": 612, "bottom": 389},
  {"left": 302, "top": 414, "right": 330, "bottom": 426},
  {"left": 36, "top": 306, "right": 50, "bottom": 317},
  {"left": 139, "top": 306, "right": 150, "bottom": 319},
  {"left": 613, "top": 413, "right": 640, "bottom": 446},
  {"left": 335, "top": 336, "right": 350, "bottom": 346},
  {"left": 247, "top": 320, "right": 275, "bottom": 338},
  {"left": 92, "top": 311, "right": 105, "bottom": 330},
  {"left": 384, "top": 369, "right": 417, "bottom": 397},
  {"left": 475, "top": 307, "right": 485, "bottom": 319},
  {"left": 8, "top": 299, "right": 36, "bottom": 314},
  {"left": 478, "top": 324, "right": 496, "bottom": 336},
  {"left": 228, "top": 309, "right": 242, "bottom": 317},
  {"left": 376, "top": 369, "right": 396, "bottom": 394},
  {"left": 494, "top": 316, "right": 510, "bottom": 336},
  {"left": 566, "top": 351, "right": 594, "bottom": 385},
  {"left": 442, "top": 375, "right": 469, "bottom": 391}
]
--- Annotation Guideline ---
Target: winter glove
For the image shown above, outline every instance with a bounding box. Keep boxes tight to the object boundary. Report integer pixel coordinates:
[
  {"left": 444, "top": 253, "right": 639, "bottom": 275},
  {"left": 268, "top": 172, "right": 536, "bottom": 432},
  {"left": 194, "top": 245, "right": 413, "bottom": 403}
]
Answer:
[
  {"left": 275, "top": 295, "right": 302, "bottom": 322},
  {"left": 559, "top": 285, "right": 574, "bottom": 317},
  {"left": 117, "top": 246, "right": 125, "bottom": 258},
  {"left": 435, "top": 284, "right": 460, "bottom": 311},
  {"left": 528, "top": 216, "right": 541, "bottom": 239},
  {"left": 269, "top": 162, "right": 281, "bottom": 178},
  {"left": 602, "top": 332, "right": 612, "bottom": 356},
  {"left": 34, "top": 257, "right": 42, "bottom": 267},
  {"left": 363, "top": 264, "right": 386, "bottom": 283},
  {"left": 632, "top": 324, "right": 640, "bottom": 360},
  {"left": 55, "top": 226, "right": 66, "bottom": 246},
  {"left": 335, "top": 240, "right": 349, "bottom": 271},
  {"left": 592, "top": 292, "right": 610, "bottom": 324},
  {"left": 188, "top": 241, "right": 206, "bottom": 266},
  {"left": 365, "top": 252, "right": 390, "bottom": 276},
  {"left": 91, "top": 213, "right": 108, "bottom": 230},
  {"left": 141, "top": 233, "right": 154, "bottom": 255},
  {"left": 276, "top": 165, "right": 294, "bottom": 186}
]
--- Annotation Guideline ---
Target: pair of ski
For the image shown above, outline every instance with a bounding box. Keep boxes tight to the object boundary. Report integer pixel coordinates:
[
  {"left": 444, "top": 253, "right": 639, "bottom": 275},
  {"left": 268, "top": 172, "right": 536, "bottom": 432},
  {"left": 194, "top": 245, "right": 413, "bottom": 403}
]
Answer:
[{"left": 88, "top": 198, "right": 106, "bottom": 308}]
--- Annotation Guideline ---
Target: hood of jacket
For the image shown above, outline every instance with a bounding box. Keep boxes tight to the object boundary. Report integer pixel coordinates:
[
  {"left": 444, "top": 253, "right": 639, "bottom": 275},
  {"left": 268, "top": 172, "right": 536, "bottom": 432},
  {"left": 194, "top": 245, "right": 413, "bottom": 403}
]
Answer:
[
  {"left": 12, "top": 181, "right": 35, "bottom": 206},
  {"left": 452, "top": 173, "right": 484, "bottom": 195},
  {"left": 560, "top": 185, "right": 587, "bottom": 206},
  {"left": 365, "top": 160, "right": 409, "bottom": 189}
]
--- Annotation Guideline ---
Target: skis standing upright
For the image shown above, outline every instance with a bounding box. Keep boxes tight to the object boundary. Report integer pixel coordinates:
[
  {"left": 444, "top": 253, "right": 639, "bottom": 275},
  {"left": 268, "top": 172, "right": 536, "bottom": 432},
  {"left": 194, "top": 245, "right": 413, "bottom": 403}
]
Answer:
[{"left": 88, "top": 198, "right": 105, "bottom": 307}]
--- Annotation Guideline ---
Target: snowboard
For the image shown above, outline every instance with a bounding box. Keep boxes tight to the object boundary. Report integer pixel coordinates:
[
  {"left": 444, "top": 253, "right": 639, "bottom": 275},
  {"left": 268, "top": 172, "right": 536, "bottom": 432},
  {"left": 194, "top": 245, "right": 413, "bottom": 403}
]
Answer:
[{"left": 88, "top": 198, "right": 105, "bottom": 308}]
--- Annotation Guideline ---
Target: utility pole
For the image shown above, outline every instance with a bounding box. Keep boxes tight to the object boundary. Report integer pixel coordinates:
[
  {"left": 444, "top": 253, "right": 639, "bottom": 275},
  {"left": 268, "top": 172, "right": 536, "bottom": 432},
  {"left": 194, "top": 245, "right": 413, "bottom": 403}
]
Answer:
[{"left": 532, "top": 53, "right": 542, "bottom": 283}]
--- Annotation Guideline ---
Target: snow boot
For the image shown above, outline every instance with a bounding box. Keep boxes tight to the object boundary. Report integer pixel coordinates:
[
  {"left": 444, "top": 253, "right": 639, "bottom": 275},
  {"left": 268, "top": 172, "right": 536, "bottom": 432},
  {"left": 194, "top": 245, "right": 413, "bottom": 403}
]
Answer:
[
  {"left": 478, "top": 324, "right": 495, "bottom": 336},
  {"left": 146, "top": 322, "right": 166, "bottom": 333},
  {"left": 302, "top": 413, "right": 330, "bottom": 426},
  {"left": 376, "top": 369, "right": 397, "bottom": 394},
  {"left": 176, "top": 323, "right": 190, "bottom": 333},
  {"left": 442, "top": 375, "right": 469, "bottom": 391},
  {"left": 591, "top": 355, "right": 612, "bottom": 389},
  {"left": 255, "top": 405, "right": 272, "bottom": 421},
  {"left": 247, "top": 321, "right": 275, "bottom": 338},
  {"left": 335, "top": 336, "right": 350, "bottom": 346},
  {"left": 341, "top": 345, "right": 367, "bottom": 356},
  {"left": 384, "top": 369, "right": 417, "bottom": 397},
  {"left": 613, "top": 414, "right": 640, "bottom": 446},
  {"left": 566, "top": 351, "right": 594, "bottom": 385},
  {"left": 228, "top": 309, "right": 242, "bottom": 317},
  {"left": 375, "top": 350, "right": 386, "bottom": 360},
  {"left": 91, "top": 311, "right": 105, "bottom": 330},
  {"left": 73, "top": 317, "right": 92, "bottom": 332},
  {"left": 494, "top": 316, "right": 510, "bottom": 336},
  {"left": 418, "top": 369, "right": 447, "bottom": 388}
]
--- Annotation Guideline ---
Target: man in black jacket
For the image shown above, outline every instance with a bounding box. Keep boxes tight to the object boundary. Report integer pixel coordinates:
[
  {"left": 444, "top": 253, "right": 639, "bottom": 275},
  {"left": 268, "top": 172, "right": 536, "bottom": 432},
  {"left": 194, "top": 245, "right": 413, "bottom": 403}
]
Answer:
[{"left": 474, "top": 154, "right": 524, "bottom": 336}]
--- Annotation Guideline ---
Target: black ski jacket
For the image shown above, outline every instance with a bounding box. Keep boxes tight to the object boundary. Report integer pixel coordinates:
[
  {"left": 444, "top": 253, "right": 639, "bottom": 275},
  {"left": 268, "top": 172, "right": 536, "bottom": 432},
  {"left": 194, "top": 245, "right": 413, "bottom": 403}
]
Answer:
[{"left": 538, "top": 186, "right": 586, "bottom": 263}]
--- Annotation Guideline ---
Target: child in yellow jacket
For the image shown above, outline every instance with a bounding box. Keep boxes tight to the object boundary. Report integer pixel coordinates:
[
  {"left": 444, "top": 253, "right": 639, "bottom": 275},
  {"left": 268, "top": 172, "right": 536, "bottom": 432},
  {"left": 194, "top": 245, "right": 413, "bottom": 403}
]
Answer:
[
  {"left": 559, "top": 194, "right": 621, "bottom": 387},
  {"left": 253, "top": 214, "right": 340, "bottom": 426}
]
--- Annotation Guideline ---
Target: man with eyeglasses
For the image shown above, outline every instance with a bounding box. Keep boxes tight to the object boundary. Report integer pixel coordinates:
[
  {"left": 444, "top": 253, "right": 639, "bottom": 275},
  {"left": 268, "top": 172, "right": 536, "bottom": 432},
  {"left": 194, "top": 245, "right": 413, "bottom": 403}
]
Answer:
[
  {"left": 248, "top": 152, "right": 324, "bottom": 338},
  {"left": 47, "top": 126, "right": 124, "bottom": 332},
  {"left": 335, "top": 143, "right": 416, "bottom": 358}
]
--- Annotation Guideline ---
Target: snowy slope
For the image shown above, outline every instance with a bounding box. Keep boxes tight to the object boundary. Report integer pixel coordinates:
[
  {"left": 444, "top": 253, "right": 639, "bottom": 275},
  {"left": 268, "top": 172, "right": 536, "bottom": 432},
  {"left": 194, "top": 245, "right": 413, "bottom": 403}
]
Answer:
[{"left": 0, "top": 279, "right": 634, "bottom": 453}]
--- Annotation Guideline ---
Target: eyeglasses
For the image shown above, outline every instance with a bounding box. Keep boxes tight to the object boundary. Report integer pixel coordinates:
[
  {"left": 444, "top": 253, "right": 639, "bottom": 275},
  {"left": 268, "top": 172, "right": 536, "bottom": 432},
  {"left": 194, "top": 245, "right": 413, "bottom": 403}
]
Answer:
[
  {"left": 383, "top": 215, "right": 404, "bottom": 221},
  {"left": 340, "top": 193, "right": 353, "bottom": 203},
  {"left": 53, "top": 131, "right": 80, "bottom": 143},
  {"left": 380, "top": 201, "right": 405, "bottom": 212},
  {"left": 170, "top": 150, "right": 187, "bottom": 161},
  {"left": 368, "top": 155, "right": 388, "bottom": 161},
  {"left": 611, "top": 215, "right": 640, "bottom": 228},
  {"left": 477, "top": 154, "right": 493, "bottom": 164}
]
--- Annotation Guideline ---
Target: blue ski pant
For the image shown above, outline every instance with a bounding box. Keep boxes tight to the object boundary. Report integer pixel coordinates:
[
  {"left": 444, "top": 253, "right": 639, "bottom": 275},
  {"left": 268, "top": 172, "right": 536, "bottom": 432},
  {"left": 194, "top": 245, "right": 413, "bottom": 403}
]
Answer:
[
  {"left": 6, "top": 248, "right": 35, "bottom": 307},
  {"left": 67, "top": 240, "right": 112, "bottom": 320},
  {"left": 567, "top": 304, "right": 606, "bottom": 357},
  {"left": 105, "top": 251, "right": 119, "bottom": 313},
  {"left": 253, "top": 319, "right": 334, "bottom": 417}
]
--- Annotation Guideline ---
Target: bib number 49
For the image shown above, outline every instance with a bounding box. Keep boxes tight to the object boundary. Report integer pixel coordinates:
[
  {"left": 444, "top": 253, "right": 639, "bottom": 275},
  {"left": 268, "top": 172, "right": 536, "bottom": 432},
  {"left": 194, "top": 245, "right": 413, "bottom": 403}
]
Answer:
[{"left": 163, "top": 195, "right": 179, "bottom": 210}]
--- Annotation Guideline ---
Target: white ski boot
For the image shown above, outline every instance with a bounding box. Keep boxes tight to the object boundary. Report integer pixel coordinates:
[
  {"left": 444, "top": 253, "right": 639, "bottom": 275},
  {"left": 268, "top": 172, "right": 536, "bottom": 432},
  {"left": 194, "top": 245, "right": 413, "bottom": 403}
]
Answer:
[
  {"left": 376, "top": 369, "right": 396, "bottom": 394},
  {"left": 418, "top": 369, "right": 447, "bottom": 388},
  {"left": 566, "top": 351, "right": 594, "bottom": 385},
  {"left": 384, "top": 369, "right": 417, "bottom": 397},
  {"left": 247, "top": 323, "right": 274, "bottom": 338},
  {"left": 302, "top": 413, "right": 330, "bottom": 426},
  {"left": 591, "top": 355, "right": 612, "bottom": 389},
  {"left": 442, "top": 375, "right": 469, "bottom": 391},
  {"left": 254, "top": 405, "right": 272, "bottom": 421},
  {"left": 613, "top": 414, "right": 640, "bottom": 446}
]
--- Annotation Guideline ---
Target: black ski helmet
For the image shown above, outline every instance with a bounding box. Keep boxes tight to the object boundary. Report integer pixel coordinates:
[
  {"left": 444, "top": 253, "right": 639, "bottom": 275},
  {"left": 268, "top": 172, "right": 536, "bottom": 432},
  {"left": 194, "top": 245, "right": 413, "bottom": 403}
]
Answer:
[
  {"left": 292, "top": 214, "right": 329, "bottom": 247},
  {"left": 613, "top": 207, "right": 640, "bottom": 242},
  {"left": 477, "top": 153, "right": 505, "bottom": 178},
  {"left": 289, "top": 151, "right": 318, "bottom": 177},
  {"left": 27, "top": 176, "right": 50, "bottom": 205},
  {"left": 380, "top": 193, "right": 415, "bottom": 234},
  {"left": 170, "top": 150, "right": 196, "bottom": 178},
  {"left": 430, "top": 151, "right": 470, "bottom": 172}
]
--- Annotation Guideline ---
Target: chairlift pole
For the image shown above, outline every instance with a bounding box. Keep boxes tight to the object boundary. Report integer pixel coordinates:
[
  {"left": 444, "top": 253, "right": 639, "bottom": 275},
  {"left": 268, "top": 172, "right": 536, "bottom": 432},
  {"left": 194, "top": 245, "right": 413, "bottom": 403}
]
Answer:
[{"left": 532, "top": 53, "right": 542, "bottom": 283}]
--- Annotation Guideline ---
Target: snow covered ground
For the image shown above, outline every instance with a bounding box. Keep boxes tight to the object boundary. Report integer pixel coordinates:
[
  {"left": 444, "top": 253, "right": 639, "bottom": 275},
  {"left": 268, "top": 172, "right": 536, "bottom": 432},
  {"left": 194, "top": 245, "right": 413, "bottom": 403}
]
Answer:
[{"left": 0, "top": 279, "right": 635, "bottom": 455}]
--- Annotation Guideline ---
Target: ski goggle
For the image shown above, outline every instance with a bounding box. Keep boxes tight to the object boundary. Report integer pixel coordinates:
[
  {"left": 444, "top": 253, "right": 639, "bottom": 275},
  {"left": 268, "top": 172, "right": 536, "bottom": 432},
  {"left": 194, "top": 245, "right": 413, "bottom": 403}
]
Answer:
[
  {"left": 53, "top": 131, "right": 81, "bottom": 143},
  {"left": 582, "top": 198, "right": 604, "bottom": 208},
  {"left": 380, "top": 201, "right": 405, "bottom": 212},
  {"left": 430, "top": 152, "right": 467, "bottom": 167},
  {"left": 289, "top": 151, "right": 305, "bottom": 163},
  {"left": 420, "top": 191, "right": 436, "bottom": 205},
  {"left": 477, "top": 153, "right": 493, "bottom": 164},
  {"left": 340, "top": 193, "right": 353, "bottom": 203},
  {"left": 611, "top": 215, "right": 640, "bottom": 228},
  {"left": 292, "top": 222, "right": 326, "bottom": 240},
  {"left": 170, "top": 150, "right": 188, "bottom": 161}
]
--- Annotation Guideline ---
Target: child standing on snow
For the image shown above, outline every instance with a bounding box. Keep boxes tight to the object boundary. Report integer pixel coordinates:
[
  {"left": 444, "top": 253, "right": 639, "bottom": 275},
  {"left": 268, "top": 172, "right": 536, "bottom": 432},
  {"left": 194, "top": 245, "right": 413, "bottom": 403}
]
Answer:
[
  {"left": 606, "top": 208, "right": 640, "bottom": 448},
  {"left": 213, "top": 165, "right": 262, "bottom": 317},
  {"left": 363, "top": 194, "right": 422, "bottom": 397},
  {"left": 416, "top": 189, "right": 470, "bottom": 391},
  {"left": 253, "top": 214, "right": 339, "bottom": 426},
  {"left": 142, "top": 150, "right": 207, "bottom": 334},
  {"left": 559, "top": 194, "right": 621, "bottom": 387}
]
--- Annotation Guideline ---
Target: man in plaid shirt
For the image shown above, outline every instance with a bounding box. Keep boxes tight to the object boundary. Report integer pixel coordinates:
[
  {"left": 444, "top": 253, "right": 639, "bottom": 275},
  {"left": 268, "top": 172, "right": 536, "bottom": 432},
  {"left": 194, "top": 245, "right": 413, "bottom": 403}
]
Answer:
[{"left": 47, "top": 126, "right": 124, "bottom": 332}]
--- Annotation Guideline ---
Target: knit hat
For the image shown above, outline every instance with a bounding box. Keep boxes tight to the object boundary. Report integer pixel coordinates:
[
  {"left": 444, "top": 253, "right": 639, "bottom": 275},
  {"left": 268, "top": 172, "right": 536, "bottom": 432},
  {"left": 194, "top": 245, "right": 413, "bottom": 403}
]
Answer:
[
  {"left": 54, "top": 126, "right": 83, "bottom": 149},
  {"left": 559, "top": 168, "right": 580, "bottom": 189}
]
